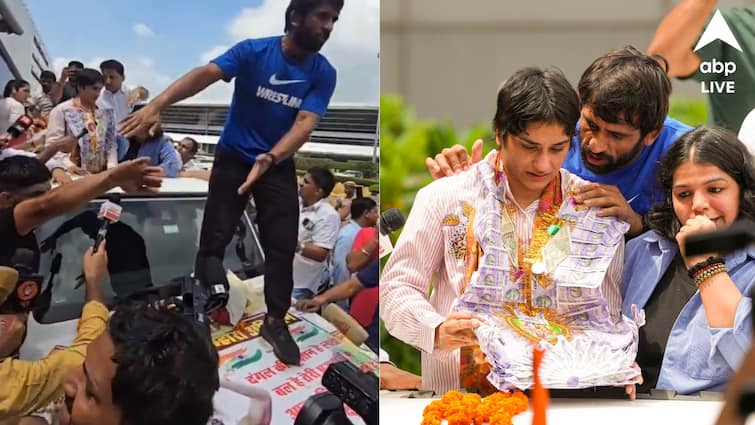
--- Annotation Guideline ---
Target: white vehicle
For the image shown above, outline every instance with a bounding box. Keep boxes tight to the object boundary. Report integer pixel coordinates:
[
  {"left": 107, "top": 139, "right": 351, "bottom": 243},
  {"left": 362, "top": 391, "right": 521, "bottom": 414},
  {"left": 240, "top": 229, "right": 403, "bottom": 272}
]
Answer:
[
  {"left": 22, "top": 177, "right": 264, "bottom": 358},
  {"left": 19, "top": 177, "right": 376, "bottom": 424}
]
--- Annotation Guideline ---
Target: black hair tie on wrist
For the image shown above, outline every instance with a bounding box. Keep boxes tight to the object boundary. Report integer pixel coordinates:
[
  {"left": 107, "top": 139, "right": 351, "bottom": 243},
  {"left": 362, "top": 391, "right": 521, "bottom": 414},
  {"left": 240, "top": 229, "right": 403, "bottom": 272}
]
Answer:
[{"left": 687, "top": 256, "right": 726, "bottom": 278}]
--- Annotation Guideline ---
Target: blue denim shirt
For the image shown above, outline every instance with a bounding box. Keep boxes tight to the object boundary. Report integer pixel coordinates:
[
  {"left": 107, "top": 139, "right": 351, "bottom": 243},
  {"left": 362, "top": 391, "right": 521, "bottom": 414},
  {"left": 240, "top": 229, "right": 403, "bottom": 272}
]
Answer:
[
  {"left": 116, "top": 135, "right": 182, "bottom": 177},
  {"left": 331, "top": 221, "right": 361, "bottom": 286},
  {"left": 622, "top": 230, "right": 755, "bottom": 394}
]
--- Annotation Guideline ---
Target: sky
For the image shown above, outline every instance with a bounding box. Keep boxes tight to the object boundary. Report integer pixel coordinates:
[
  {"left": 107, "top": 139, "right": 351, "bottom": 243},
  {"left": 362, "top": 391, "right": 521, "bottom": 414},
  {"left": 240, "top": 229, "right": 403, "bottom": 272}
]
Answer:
[{"left": 26, "top": 0, "right": 379, "bottom": 105}]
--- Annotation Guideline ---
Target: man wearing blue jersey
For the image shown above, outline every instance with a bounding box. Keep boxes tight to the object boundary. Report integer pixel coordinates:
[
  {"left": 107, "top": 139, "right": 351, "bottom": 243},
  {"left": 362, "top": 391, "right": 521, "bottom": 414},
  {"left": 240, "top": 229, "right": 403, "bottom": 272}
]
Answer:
[
  {"left": 426, "top": 46, "right": 692, "bottom": 238},
  {"left": 121, "top": 0, "right": 343, "bottom": 365}
]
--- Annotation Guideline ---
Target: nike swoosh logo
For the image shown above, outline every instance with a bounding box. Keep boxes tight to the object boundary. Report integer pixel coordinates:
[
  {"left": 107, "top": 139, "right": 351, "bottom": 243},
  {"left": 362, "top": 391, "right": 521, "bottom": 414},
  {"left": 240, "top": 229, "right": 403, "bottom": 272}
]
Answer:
[{"left": 269, "top": 73, "right": 306, "bottom": 85}]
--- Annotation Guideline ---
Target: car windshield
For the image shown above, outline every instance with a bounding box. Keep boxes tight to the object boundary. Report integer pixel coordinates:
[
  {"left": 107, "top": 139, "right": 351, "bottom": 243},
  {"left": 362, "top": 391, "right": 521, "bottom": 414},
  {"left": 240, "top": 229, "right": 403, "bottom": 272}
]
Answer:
[{"left": 33, "top": 195, "right": 265, "bottom": 323}]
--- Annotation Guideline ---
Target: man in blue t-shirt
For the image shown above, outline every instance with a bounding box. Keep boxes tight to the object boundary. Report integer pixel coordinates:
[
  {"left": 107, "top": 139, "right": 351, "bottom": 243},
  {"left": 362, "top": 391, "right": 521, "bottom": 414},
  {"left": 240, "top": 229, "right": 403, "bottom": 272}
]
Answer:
[
  {"left": 120, "top": 0, "right": 344, "bottom": 366},
  {"left": 426, "top": 46, "right": 692, "bottom": 238}
]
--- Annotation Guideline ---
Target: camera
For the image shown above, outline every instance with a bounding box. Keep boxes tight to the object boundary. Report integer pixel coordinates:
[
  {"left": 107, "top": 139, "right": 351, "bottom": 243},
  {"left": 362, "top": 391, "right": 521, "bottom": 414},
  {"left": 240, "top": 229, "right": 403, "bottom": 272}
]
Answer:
[
  {"left": 295, "top": 360, "right": 378, "bottom": 425},
  {"left": 0, "top": 249, "right": 43, "bottom": 315}
]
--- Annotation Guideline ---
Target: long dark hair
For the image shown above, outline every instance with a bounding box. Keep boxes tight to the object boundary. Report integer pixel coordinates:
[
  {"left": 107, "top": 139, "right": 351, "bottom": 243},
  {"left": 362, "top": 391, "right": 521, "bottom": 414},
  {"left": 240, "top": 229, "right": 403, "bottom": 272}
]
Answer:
[{"left": 647, "top": 126, "right": 755, "bottom": 240}]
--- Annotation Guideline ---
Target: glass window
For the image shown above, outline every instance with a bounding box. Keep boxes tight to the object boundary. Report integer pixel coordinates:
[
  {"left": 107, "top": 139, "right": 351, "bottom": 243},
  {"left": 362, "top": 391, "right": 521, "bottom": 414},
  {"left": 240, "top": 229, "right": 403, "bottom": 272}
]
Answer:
[{"left": 33, "top": 195, "right": 264, "bottom": 323}]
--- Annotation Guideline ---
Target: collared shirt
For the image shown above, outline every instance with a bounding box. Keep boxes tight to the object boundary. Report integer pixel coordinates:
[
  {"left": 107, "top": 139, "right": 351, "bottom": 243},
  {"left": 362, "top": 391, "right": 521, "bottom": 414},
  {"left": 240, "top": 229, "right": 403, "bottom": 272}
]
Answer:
[
  {"left": 182, "top": 158, "right": 204, "bottom": 171},
  {"left": 331, "top": 220, "right": 362, "bottom": 286},
  {"left": 0, "top": 301, "right": 109, "bottom": 419},
  {"left": 97, "top": 86, "right": 131, "bottom": 124},
  {"left": 32, "top": 91, "right": 54, "bottom": 116},
  {"left": 116, "top": 135, "right": 182, "bottom": 177},
  {"left": 0, "top": 97, "right": 25, "bottom": 131},
  {"left": 622, "top": 230, "right": 755, "bottom": 394},
  {"left": 380, "top": 166, "right": 624, "bottom": 394},
  {"left": 293, "top": 198, "right": 340, "bottom": 293}
]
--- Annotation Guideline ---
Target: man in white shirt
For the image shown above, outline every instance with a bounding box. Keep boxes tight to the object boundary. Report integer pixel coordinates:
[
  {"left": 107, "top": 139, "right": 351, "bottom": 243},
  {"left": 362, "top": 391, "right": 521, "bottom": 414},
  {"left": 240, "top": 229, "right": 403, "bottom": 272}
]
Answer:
[
  {"left": 97, "top": 60, "right": 131, "bottom": 124},
  {"left": 176, "top": 137, "right": 211, "bottom": 180},
  {"left": 292, "top": 167, "right": 340, "bottom": 300}
]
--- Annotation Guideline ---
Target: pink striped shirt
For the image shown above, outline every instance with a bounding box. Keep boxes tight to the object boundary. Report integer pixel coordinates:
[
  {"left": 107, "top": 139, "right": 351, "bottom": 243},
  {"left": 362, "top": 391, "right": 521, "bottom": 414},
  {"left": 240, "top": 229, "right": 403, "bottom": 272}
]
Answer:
[{"left": 380, "top": 166, "right": 625, "bottom": 394}]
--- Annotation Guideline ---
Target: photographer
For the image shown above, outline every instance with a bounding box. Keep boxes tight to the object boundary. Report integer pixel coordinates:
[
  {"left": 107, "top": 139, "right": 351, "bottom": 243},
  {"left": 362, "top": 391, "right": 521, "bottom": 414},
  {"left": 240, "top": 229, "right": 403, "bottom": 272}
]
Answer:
[{"left": 0, "top": 244, "right": 108, "bottom": 419}]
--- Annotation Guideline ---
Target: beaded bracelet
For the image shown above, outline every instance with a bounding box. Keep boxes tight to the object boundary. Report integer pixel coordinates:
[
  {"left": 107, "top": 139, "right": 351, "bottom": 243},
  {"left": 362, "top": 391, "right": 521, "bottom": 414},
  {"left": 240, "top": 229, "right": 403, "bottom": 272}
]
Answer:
[
  {"left": 687, "top": 256, "right": 725, "bottom": 278},
  {"left": 693, "top": 263, "right": 728, "bottom": 287}
]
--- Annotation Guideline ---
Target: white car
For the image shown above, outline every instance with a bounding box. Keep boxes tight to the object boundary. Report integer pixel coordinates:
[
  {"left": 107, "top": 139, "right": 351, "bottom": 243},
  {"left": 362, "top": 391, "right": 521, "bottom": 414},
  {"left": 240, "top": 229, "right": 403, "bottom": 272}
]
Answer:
[{"left": 19, "top": 177, "right": 377, "bottom": 425}]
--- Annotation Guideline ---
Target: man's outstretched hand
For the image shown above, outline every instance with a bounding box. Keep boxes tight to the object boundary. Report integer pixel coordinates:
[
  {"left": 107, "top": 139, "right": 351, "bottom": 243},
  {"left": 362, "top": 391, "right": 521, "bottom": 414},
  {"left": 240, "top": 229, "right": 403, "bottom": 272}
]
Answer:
[
  {"left": 108, "top": 157, "right": 163, "bottom": 193},
  {"left": 119, "top": 104, "right": 161, "bottom": 138},
  {"left": 425, "top": 139, "right": 484, "bottom": 179},
  {"left": 237, "top": 153, "right": 275, "bottom": 195}
]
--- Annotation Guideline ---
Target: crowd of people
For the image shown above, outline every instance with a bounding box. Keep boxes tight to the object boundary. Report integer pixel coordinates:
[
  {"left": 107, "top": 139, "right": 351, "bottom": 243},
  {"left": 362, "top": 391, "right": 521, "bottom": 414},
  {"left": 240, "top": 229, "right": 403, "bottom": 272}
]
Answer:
[
  {"left": 380, "top": 0, "right": 755, "bottom": 404},
  {"left": 0, "top": 58, "right": 209, "bottom": 187},
  {"left": 0, "top": 0, "right": 361, "bottom": 423}
]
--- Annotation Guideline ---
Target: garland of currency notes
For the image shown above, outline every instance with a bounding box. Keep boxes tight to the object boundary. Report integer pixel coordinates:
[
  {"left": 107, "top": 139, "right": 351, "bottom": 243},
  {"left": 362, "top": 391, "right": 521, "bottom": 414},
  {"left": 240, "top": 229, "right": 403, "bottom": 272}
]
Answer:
[{"left": 456, "top": 157, "right": 641, "bottom": 391}]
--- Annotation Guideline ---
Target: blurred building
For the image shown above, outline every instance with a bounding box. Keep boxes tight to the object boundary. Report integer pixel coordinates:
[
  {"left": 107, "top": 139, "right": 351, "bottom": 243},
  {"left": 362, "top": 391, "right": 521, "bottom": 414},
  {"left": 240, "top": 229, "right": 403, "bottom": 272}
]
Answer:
[
  {"left": 161, "top": 102, "right": 380, "bottom": 162},
  {"left": 0, "top": 0, "right": 51, "bottom": 85},
  {"left": 382, "top": 0, "right": 753, "bottom": 128}
]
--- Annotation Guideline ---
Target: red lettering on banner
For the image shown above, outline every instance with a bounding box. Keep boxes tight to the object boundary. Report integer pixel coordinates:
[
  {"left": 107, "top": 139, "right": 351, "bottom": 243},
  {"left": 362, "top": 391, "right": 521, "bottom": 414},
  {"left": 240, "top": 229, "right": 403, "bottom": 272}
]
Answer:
[
  {"left": 300, "top": 367, "right": 320, "bottom": 383},
  {"left": 273, "top": 381, "right": 297, "bottom": 397},
  {"left": 300, "top": 347, "right": 319, "bottom": 362},
  {"left": 322, "top": 338, "right": 340, "bottom": 349},
  {"left": 245, "top": 373, "right": 259, "bottom": 385},
  {"left": 246, "top": 367, "right": 277, "bottom": 384},
  {"left": 285, "top": 401, "right": 307, "bottom": 419},
  {"left": 291, "top": 376, "right": 305, "bottom": 388},
  {"left": 273, "top": 360, "right": 287, "bottom": 372}
]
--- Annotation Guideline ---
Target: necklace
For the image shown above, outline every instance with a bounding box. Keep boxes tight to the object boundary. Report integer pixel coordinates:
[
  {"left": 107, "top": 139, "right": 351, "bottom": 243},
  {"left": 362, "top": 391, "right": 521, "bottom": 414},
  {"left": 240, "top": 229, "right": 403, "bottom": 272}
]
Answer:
[{"left": 494, "top": 151, "right": 564, "bottom": 309}]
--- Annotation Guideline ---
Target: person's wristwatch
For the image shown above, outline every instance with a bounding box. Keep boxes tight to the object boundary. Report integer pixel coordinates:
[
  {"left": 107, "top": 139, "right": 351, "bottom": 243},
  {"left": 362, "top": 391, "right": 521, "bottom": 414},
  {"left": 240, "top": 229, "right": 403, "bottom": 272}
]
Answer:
[{"left": 259, "top": 152, "right": 279, "bottom": 165}]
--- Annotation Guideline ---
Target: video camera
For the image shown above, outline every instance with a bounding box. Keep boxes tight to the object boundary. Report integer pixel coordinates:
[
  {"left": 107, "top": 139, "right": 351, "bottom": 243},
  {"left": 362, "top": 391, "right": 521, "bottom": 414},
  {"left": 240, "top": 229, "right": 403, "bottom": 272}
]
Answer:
[
  {"left": 0, "top": 249, "right": 43, "bottom": 315},
  {"left": 295, "top": 360, "right": 378, "bottom": 425}
]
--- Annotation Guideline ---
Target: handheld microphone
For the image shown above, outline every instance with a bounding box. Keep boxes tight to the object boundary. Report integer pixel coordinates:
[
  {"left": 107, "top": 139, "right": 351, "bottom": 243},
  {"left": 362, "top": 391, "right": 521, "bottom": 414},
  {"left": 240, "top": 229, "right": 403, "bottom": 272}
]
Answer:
[
  {"left": 378, "top": 208, "right": 405, "bottom": 259},
  {"left": 7, "top": 115, "right": 33, "bottom": 139},
  {"left": 684, "top": 219, "right": 755, "bottom": 256},
  {"left": 1, "top": 115, "right": 34, "bottom": 149},
  {"left": 94, "top": 196, "right": 122, "bottom": 253}
]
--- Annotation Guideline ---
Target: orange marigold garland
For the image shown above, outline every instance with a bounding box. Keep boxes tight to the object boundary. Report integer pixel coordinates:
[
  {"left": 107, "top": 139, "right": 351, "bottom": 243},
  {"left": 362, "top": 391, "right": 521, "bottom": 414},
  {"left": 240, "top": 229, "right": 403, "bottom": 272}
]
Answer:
[{"left": 421, "top": 391, "right": 528, "bottom": 425}]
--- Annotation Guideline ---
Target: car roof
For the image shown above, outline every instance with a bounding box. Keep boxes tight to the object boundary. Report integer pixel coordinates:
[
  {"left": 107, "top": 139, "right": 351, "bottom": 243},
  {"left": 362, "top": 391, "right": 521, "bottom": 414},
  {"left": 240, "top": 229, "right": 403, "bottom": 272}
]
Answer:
[{"left": 95, "top": 176, "right": 209, "bottom": 198}]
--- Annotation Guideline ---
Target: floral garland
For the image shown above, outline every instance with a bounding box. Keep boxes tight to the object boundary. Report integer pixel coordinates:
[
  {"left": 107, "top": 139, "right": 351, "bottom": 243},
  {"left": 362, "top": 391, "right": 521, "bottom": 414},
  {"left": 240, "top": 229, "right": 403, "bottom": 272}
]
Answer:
[{"left": 421, "top": 391, "right": 528, "bottom": 425}]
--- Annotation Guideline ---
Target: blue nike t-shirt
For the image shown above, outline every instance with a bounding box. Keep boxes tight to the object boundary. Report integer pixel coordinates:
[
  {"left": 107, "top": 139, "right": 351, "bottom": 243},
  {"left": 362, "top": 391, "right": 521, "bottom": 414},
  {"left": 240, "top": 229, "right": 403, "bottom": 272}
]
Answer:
[
  {"left": 562, "top": 117, "right": 692, "bottom": 215},
  {"left": 211, "top": 36, "right": 337, "bottom": 163}
]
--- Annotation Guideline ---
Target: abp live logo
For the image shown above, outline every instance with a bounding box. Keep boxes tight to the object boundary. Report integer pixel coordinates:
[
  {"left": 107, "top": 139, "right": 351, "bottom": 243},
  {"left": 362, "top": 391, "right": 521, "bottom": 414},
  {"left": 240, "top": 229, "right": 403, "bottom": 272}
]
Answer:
[{"left": 695, "top": 9, "right": 742, "bottom": 94}]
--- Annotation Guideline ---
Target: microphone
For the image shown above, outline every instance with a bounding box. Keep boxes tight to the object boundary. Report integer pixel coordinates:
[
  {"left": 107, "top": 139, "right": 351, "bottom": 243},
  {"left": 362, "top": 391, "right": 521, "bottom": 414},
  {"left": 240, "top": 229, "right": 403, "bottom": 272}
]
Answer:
[
  {"left": 93, "top": 196, "right": 123, "bottom": 253},
  {"left": 684, "top": 219, "right": 755, "bottom": 256},
  {"left": 378, "top": 208, "right": 405, "bottom": 259},
  {"left": 7, "top": 115, "right": 33, "bottom": 139},
  {"left": 1, "top": 115, "right": 34, "bottom": 149}
]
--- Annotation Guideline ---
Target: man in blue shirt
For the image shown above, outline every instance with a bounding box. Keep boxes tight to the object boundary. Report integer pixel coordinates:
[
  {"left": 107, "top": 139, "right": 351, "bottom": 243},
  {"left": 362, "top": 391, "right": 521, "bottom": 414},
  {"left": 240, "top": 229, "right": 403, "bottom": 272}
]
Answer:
[
  {"left": 120, "top": 0, "right": 343, "bottom": 366},
  {"left": 426, "top": 46, "right": 692, "bottom": 238},
  {"left": 331, "top": 197, "right": 378, "bottom": 303},
  {"left": 117, "top": 125, "right": 182, "bottom": 178}
]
